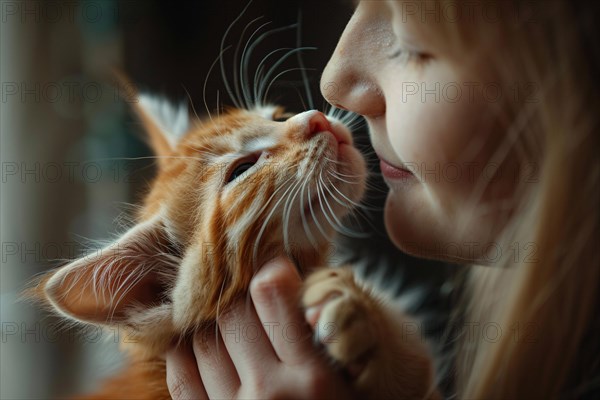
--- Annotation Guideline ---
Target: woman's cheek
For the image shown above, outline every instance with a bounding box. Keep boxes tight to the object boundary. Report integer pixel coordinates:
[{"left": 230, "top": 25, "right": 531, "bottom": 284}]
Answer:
[{"left": 382, "top": 76, "right": 501, "bottom": 261}]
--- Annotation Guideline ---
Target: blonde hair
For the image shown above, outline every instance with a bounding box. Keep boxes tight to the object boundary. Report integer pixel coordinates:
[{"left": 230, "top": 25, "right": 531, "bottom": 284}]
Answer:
[{"left": 403, "top": 0, "right": 600, "bottom": 398}]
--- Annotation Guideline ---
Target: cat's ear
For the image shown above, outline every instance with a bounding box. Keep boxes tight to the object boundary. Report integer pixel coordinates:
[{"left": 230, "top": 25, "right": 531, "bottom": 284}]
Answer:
[
  {"left": 111, "top": 71, "right": 190, "bottom": 157},
  {"left": 41, "top": 214, "right": 178, "bottom": 326},
  {"left": 133, "top": 94, "right": 190, "bottom": 158}
]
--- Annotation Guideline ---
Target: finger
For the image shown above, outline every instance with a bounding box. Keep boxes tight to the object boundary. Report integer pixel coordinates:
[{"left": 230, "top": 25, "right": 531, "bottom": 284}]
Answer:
[
  {"left": 166, "top": 345, "right": 208, "bottom": 400},
  {"left": 217, "top": 297, "right": 279, "bottom": 382},
  {"left": 250, "top": 257, "right": 315, "bottom": 365},
  {"left": 192, "top": 328, "right": 240, "bottom": 399}
]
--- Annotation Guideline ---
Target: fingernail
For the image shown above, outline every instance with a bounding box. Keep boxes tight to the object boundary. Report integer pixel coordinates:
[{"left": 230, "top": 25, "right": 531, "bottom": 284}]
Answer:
[{"left": 263, "top": 256, "right": 289, "bottom": 269}]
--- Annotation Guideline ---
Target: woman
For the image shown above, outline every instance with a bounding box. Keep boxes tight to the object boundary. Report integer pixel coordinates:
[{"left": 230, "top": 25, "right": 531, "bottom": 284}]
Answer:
[{"left": 166, "top": 1, "right": 600, "bottom": 398}]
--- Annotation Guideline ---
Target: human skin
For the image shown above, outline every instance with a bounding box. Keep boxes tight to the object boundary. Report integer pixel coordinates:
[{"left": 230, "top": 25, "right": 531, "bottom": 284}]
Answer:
[
  {"left": 167, "top": 1, "right": 519, "bottom": 397},
  {"left": 320, "top": 1, "right": 519, "bottom": 264},
  {"left": 165, "top": 258, "right": 355, "bottom": 399}
]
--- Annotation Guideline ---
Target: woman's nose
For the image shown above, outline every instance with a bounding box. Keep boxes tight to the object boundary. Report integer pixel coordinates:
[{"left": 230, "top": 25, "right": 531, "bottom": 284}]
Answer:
[{"left": 320, "top": 7, "right": 386, "bottom": 118}]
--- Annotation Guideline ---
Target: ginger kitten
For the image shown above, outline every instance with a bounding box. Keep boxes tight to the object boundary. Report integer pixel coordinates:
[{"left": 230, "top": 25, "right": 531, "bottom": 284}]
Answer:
[{"left": 30, "top": 94, "right": 439, "bottom": 399}]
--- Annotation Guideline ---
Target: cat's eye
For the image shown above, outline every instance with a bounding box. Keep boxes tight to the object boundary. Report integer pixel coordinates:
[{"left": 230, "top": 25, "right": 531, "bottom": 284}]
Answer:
[
  {"left": 225, "top": 154, "right": 260, "bottom": 185},
  {"left": 227, "top": 162, "right": 255, "bottom": 182}
]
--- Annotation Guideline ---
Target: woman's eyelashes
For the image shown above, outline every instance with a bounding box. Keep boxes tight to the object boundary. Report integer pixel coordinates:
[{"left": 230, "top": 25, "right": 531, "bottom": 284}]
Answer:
[
  {"left": 388, "top": 48, "right": 408, "bottom": 60},
  {"left": 388, "top": 48, "right": 432, "bottom": 65}
]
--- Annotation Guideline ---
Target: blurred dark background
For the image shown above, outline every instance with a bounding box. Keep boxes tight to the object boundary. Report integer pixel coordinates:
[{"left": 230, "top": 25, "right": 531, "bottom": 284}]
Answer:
[
  {"left": 1, "top": 1, "right": 455, "bottom": 398},
  {"left": 123, "top": 0, "right": 353, "bottom": 110}
]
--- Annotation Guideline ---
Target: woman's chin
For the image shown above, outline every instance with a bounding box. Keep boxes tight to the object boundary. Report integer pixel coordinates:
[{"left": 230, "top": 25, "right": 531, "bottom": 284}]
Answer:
[
  {"left": 384, "top": 193, "right": 466, "bottom": 264},
  {"left": 384, "top": 194, "right": 425, "bottom": 257}
]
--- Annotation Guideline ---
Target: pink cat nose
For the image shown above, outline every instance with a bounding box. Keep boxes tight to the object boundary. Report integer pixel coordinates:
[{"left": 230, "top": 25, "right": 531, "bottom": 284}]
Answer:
[
  {"left": 289, "top": 110, "right": 332, "bottom": 140},
  {"left": 306, "top": 111, "right": 332, "bottom": 139}
]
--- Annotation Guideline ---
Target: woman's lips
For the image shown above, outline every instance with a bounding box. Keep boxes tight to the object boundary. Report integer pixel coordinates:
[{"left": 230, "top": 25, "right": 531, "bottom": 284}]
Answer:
[{"left": 379, "top": 158, "right": 414, "bottom": 180}]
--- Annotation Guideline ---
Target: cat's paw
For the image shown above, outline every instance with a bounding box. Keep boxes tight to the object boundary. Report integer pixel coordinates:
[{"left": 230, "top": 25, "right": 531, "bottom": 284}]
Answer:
[
  {"left": 302, "top": 267, "right": 441, "bottom": 399},
  {"left": 302, "top": 267, "right": 377, "bottom": 378}
]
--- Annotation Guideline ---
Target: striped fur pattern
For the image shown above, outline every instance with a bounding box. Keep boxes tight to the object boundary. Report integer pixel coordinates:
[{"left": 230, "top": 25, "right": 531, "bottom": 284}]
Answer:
[
  {"left": 32, "top": 97, "right": 379, "bottom": 398},
  {"left": 31, "top": 92, "right": 441, "bottom": 398}
]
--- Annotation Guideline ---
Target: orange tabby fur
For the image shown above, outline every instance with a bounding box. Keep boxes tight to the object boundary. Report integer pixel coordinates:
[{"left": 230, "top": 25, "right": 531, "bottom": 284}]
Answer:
[{"left": 31, "top": 95, "right": 439, "bottom": 399}]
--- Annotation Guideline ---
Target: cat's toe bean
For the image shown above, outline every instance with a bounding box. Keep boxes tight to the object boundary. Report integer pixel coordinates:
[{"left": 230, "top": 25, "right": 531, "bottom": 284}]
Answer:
[
  {"left": 304, "top": 291, "right": 343, "bottom": 327},
  {"left": 302, "top": 268, "right": 378, "bottom": 376},
  {"left": 316, "top": 296, "right": 376, "bottom": 363}
]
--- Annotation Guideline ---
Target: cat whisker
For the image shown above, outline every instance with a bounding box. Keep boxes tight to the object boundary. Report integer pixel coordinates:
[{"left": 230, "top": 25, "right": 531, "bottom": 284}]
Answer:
[
  {"left": 328, "top": 110, "right": 367, "bottom": 135},
  {"left": 320, "top": 174, "right": 353, "bottom": 210},
  {"left": 328, "top": 170, "right": 362, "bottom": 184},
  {"left": 181, "top": 85, "right": 205, "bottom": 130},
  {"left": 216, "top": 91, "right": 222, "bottom": 120},
  {"left": 205, "top": 45, "right": 232, "bottom": 125},
  {"left": 258, "top": 47, "right": 316, "bottom": 104},
  {"left": 295, "top": 10, "right": 315, "bottom": 110},
  {"left": 253, "top": 47, "right": 292, "bottom": 103},
  {"left": 282, "top": 177, "right": 306, "bottom": 255},
  {"left": 327, "top": 174, "right": 386, "bottom": 209},
  {"left": 299, "top": 174, "right": 319, "bottom": 250},
  {"left": 315, "top": 173, "right": 348, "bottom": 237},
  {"left": 328, "top": 169, "right": 378, "bottom": 190},
  {"left": 253, "top": 172, "right": 296, "bottom": 218},
  {"left": 341, "top": 112, "right": 363, "bottom": 126},
  {"left": 323, "top": 100, "right": 331, "bottom": 117},
  {"left": 242, "top": 22, "right": 299, "bottom": 106},
  {"left": 325, "top": 104, "right": 336, "bottom": 118},
  {"left": 307, "top": 180, "right": 331, "bottom": 241},
  {"left": 291, "top": 85, "right": 309, "bottom": 112},
  {"left": 235, "top": 16, "right": 267, "bottom": 109},
  {"left": 243, "top": 169, "right": 300, "bottom": 313},
  {"left": 85, "top": 156, "right": 217, "bottom": 165},
  {"left": 219, "top": 1, "right": 253, "bottom": 109},
  {"left": 357, "top": 150, "right": 378, "bottom": 159},
  {"left": 327, "top": 106, "right": 351, "bottom": 122},
  {"left": 347, "top": 120, "right": 366, "bottom": 131},
  {"left": 320, "top": 174, "right": 376, "bottom": 234},
  {"left": 263, "top": 67, "right": 316, "bottom": 107},
  {"left": 324, "top": 175, "right": 371, "bottom": 211},
  {"left": 329, "top": 172, "right": 389, "bottom": 203},
  {"left": 251, "top": 175, "right": 297, "bottom": 268},
  {"left": 239, "top": 19, "right": 273, "bottom": 108},
  {"left": 317, "top": 173, "right": 355, "bottom": 237},
  {"left": 323, "top": 155, "right": 349, "bottom": 165},
  {"left": 317, "top": 172, "right": 369, "bottom": 238},
  {"left": 324, "top": 175, "right": 385, "bottom": 234}
]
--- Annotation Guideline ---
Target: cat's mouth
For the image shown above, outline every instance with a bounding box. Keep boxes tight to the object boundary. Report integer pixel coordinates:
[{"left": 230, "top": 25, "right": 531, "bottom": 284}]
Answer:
[
  {"left": 329, "top": 120, "right": 362, "bottom": 159},
  {"left": 290, "top": 112, "right": 367, "bottom": 234},
  {"left": 314, "top": 125, "right": 352, "bottom": 160},
  {"left": 325, "top": 119, "right": 353, "bottom": 147}
]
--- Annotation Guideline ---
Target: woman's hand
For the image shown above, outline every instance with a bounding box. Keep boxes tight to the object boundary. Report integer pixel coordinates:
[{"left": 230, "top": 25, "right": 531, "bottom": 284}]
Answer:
[{"left": 165, "top": 257, "right": 355, "bottom": 399}]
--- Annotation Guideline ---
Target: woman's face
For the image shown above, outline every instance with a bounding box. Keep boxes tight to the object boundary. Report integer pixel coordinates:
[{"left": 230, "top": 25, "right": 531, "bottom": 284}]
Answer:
[{"left": 322, "top": 1, "right": 518, "bottom": 263}]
